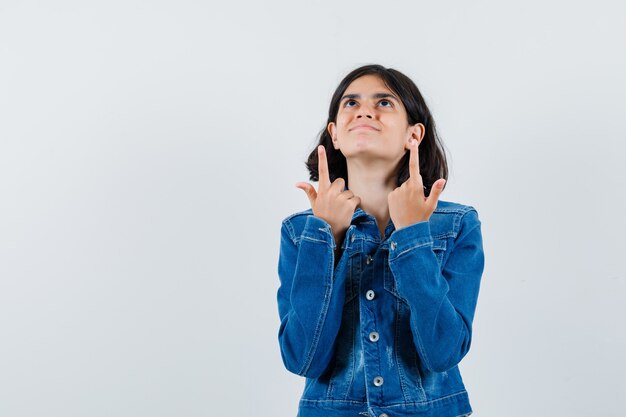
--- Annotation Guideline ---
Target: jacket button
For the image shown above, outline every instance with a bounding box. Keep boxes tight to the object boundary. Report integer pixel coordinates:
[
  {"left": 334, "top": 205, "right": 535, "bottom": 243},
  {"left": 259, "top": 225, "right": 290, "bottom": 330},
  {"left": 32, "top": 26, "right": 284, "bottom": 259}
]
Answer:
[
  {"left": 379, "top": 414, "right": 388, "bottom": 417},
  {"left": 365, "top": 255, "right": 373, "bottom": 265},
  {"left": 390, "top": 241, "right": 397, "bottom": 250},
  {"left": 373, "top": 376, "right": 384, "bottom": 386},
  {"left": 366, "top": 290, "right": 375, "bottom": 300},
  {"left": 369, "top": 331, "right": 379, "bottom": 342}
]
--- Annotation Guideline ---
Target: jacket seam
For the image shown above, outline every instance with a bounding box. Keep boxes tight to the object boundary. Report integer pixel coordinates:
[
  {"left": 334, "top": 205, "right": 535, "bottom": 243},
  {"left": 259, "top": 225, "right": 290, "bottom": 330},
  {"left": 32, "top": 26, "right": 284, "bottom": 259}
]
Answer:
[
  {"left": 452, "top": 216, "right": 480, "bottom": 249},
  {"left": 283, "top": 218, "right": 297, "bottom": 244},
  {"left": 382, "top": 389, "right": 469, "bottom": 406},
  {"left": 299, "top": 389, "right": 469, "bottom": 406}
]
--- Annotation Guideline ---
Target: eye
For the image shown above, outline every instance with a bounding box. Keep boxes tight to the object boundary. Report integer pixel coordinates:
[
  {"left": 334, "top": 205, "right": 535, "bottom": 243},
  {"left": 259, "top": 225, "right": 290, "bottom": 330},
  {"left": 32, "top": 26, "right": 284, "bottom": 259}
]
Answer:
[
  {"left": 344, "top": 99, "right": 358, "bottom": 107},
  {"left": 378, "top": 99, "right": 393, "bottom": 107}
]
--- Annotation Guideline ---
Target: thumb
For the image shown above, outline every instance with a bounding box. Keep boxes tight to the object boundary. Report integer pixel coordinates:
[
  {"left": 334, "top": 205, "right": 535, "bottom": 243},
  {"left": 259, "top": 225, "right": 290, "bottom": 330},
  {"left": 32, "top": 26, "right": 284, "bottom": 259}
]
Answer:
[
  {"left": 427, "top": 179, "right": 446, "bottom": 206},
  {"left": 295, "top": 182, "right": 317, "bottom": 207}
]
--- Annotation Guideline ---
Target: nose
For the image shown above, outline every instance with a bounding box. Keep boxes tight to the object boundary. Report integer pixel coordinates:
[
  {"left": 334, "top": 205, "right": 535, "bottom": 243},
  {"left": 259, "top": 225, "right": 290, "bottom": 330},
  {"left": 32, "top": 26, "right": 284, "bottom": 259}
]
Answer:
[{"left": 356, "top": 103, "right": 374, "bottom": 119}]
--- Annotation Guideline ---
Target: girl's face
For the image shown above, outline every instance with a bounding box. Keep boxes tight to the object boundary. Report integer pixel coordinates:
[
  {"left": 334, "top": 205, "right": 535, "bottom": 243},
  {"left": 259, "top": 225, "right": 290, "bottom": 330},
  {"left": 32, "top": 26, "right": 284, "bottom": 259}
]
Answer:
[{"left": 327, "top": 74, "right": 424, "bottom": 165}]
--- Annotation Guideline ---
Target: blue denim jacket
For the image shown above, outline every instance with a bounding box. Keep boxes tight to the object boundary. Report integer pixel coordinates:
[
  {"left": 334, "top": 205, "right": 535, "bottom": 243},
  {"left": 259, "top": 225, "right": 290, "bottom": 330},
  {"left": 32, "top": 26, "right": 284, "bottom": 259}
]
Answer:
[{"left": 277, "top": 199, "right": 485, "bottom": 417}]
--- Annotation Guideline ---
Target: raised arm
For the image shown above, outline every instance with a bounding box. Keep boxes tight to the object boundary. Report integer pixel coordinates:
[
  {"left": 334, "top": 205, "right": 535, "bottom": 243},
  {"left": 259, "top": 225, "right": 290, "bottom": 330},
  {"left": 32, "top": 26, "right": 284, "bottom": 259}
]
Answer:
[
  {"left": 276, "top": 215, "right": 346, "bottom": 378},
  {"left": 277, "top": 145, "right": 360, "bottom": 377},
  {"left": 387, "top": 139, "right": 484, "bottom": 372},
  {"left": 388, "top": 209, "right": 484, "bottom": 372}
]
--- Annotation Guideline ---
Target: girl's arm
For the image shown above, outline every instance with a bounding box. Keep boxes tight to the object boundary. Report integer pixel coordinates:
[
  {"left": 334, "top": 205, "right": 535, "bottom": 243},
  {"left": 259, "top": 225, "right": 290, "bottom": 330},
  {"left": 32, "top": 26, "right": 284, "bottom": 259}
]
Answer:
[
  {"left": 276, "top": 215, "right": 347, "bottom": 378},
  {"left": 388, "top": 208, "right": 485, "bottom": 373}
]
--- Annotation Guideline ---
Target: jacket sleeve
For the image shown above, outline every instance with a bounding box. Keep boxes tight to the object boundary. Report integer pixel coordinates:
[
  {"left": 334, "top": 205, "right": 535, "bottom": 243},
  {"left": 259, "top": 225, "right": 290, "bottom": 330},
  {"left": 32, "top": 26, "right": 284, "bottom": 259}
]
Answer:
[
  {"left": 276, "top": 215, "right": 348, "bottom": 378},
  {"left": 387, "top": 208, "right": 485, "bottom": 373}
]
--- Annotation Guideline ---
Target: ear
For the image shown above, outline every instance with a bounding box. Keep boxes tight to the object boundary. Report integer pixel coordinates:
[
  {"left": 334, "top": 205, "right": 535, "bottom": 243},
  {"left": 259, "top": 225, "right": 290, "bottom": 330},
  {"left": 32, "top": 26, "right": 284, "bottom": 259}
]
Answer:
[
  {"left": 327, "top": 122, "right": 340, "bottom": 149},
  {"left": 405, "top": 123, "right": 425, "bottom": 149}
]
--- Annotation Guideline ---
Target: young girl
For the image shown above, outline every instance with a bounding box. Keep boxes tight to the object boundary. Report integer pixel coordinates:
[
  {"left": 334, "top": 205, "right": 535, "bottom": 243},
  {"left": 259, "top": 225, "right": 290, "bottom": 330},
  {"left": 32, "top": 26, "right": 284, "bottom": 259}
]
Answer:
[{"left": 277, "top": 64, "right": 485, "bottom": 417}]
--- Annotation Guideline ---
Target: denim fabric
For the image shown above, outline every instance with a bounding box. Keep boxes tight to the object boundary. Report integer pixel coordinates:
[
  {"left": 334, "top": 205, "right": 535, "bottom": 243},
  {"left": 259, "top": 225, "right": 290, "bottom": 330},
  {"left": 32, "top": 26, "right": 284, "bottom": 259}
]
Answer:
[{"left": 277, "top": 199, "right": 484, "bottom": 417}]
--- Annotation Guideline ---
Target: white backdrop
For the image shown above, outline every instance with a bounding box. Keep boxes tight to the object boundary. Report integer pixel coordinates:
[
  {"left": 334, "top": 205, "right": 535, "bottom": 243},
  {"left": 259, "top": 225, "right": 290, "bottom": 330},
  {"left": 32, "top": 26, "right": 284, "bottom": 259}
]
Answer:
[{"left": 1, "top": 1, "right": 625, "bottom": 416}]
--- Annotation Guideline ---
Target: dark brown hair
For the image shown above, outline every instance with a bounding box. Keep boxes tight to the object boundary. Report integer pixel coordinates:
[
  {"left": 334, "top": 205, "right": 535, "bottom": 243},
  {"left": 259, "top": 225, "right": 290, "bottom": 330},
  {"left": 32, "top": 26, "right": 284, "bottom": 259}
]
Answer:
[{"left": 305, "top": 64, "right": 448, "bottom": 197}]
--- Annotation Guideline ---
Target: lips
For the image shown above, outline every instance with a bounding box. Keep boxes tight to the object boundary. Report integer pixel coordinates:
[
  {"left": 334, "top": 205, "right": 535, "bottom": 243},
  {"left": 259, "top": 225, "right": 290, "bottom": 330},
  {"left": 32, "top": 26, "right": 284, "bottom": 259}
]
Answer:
[{"left": 349, "top": 124, "right": 380, "bottom": 131}]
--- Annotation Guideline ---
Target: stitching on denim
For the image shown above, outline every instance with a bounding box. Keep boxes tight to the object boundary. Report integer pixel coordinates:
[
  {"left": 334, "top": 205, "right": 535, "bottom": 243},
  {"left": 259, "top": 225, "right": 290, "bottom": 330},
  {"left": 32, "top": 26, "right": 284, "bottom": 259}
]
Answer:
[
  {"left": 383, "top": 255, "right": 401, "bottom": 299},
  {"left": 434, "top": 207, "right": 469, "bottom": 213},
  {"left": 434, "top": 204, "right": 474, "bottom": 215},
  {"left": 433, "top": 231, "right": 455, "bottom": 240},
  {"left": 432, "top": 238, "right": 447, "bottom": 251},
  {"left": 300, "top": 389, "right": 468, "bottom": 407},
  {"left": 394, "top": 297, "right": 410, "bottom": 402},
  {"left": 453, "top": 211, "right": 463, "bottom": 235},
  {"left": 344, "top": 259, "right": 354, "bottom": 304},
  {"left": 301, "top": 235, "right": 329, "bottom": 245},
  {"left": 395, "top": 241, "right": 433, "bottom": 258},
  {"left": 452, "top": 218, "right": 480, "bottom": 249},
  {"left": 283, "top": 219, "right": 297, "bottom": 244},
  {"left": 379, "top": 389, "right": 469, "bottom": 407},
  {"left": 299, "top": 399, "right": 367, "bottom": 405}
]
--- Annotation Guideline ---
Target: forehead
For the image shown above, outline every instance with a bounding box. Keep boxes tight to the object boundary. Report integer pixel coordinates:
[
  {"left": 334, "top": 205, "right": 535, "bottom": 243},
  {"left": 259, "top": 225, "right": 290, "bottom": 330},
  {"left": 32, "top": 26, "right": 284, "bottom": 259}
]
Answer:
[{"left": 344, "top": 74, "right": 394, "bottom": 94}]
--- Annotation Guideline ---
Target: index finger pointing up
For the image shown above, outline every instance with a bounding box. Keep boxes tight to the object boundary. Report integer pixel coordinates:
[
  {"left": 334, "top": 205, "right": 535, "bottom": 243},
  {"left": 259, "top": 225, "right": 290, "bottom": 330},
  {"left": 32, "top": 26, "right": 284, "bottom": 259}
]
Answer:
[
  {"left": 409, "top": 139, "right": 420, "bottom": 179},
  {"left": 317, "top": 145, "right": 331, "bottom": 189}
]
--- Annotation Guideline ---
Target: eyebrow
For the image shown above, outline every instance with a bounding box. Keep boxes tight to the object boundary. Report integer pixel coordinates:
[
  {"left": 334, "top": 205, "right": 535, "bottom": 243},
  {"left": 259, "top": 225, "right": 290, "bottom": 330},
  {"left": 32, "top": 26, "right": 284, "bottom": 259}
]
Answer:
[{"left": 340, "top": 93, "right": 400, "bottom": 102}]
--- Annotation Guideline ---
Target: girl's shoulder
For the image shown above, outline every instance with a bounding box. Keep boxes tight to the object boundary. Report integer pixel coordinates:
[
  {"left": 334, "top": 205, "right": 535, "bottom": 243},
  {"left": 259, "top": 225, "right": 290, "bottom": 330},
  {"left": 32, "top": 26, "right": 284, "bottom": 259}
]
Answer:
[
  {"left": 279, "top": 208, "right": 317, "bottom": 243},
  {"left": 430, "top": 199, "right": 482, "bottom": 240},
  {"left": 433, "top": 199, "right": 479, "bottom": 215}
]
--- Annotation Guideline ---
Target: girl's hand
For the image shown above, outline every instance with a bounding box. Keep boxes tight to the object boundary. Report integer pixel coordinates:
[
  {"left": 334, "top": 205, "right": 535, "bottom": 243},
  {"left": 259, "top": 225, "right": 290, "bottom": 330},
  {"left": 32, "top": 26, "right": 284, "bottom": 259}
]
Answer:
[
  {"left": 388, "top": 139, "right": 446, "bottom": 230},
  {"left": 296, "top": 145, "right": 361, "bottom": 244}
]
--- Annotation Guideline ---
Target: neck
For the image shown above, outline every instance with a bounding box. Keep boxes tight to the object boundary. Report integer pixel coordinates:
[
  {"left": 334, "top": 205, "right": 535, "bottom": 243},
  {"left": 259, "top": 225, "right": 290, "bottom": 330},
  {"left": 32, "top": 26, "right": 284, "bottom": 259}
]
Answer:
[{"left": 346, "top": 158, "right": 398, "bottom": 232}]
